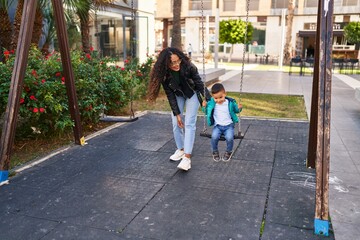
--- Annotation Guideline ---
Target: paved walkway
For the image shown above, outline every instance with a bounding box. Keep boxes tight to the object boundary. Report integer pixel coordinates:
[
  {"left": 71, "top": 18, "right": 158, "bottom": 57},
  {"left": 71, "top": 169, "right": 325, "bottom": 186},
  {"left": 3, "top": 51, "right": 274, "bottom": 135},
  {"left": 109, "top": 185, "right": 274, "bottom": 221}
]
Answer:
[{"left": 1, "top": 65, "right": 359, "bottom": 239}]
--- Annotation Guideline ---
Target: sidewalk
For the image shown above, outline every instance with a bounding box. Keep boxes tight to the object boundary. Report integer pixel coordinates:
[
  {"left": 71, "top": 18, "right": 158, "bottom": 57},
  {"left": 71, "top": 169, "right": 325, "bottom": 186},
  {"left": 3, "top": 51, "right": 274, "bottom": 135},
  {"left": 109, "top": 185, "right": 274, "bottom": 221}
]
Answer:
[{"left": 1, "top": 68, "right": 359, "bottom": 239}]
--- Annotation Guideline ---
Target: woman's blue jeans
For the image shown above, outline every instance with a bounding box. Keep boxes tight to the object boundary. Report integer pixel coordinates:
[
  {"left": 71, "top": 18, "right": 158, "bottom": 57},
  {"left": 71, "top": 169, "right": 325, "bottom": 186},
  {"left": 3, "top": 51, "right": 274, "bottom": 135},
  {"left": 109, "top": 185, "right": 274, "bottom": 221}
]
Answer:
[
  {"left": 171, "top": 93, "right": 200, "bottom": 155},
  {"left": 211, "top": 123, "right": 234, "bottom": 152}
]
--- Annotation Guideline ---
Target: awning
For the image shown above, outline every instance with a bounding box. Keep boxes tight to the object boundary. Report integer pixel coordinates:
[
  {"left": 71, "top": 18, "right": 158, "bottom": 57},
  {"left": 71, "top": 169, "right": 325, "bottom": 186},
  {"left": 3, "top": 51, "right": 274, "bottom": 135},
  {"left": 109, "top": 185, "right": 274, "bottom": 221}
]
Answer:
[{"left": 298, "top": 30, "right": 344, "bottom": 37}]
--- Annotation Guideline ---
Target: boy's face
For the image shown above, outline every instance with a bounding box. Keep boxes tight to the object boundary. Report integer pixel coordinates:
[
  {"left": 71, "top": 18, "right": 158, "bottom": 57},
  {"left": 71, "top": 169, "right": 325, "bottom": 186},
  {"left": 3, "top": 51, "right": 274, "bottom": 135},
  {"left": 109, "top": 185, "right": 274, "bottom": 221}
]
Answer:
[{"left": 212, "top": 90, "right": 226, "bottom": 104}]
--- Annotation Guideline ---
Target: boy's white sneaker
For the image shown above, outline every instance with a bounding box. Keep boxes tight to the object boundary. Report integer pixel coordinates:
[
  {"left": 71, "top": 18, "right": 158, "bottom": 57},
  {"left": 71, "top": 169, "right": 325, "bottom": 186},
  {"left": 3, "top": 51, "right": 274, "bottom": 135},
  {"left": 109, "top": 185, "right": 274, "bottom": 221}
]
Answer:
[
  {"left": 170, "top": 149, "right": 184, "bottom": 161},
  {"left": 177, "top": 157, "right": 191, "bottom": 171}
]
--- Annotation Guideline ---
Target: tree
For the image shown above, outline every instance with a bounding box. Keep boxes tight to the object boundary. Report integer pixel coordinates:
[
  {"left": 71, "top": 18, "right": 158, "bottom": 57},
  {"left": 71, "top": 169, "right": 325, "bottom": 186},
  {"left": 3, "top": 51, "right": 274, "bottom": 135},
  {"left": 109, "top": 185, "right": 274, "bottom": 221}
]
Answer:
[
  {"left": 344, "top": 21, "right": 360, "bottom": 48},
  {"left": 0, "top": 0, "right": 13, "bottom": 52},
  {"left": 171, "top": 0, "right": 182, "bottom": 50},
  {"left": 283, "top": 0, "right": 295, "bottom": 64},
  {"left": 219, "top": 19, "right": 253, "bottom": 62}
]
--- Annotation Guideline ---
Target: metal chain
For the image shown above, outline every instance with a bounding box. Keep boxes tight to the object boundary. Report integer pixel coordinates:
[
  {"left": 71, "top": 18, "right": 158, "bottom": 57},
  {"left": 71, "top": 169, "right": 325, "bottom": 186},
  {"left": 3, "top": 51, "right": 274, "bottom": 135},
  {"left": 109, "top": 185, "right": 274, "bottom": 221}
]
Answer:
[
  {"left": 238, "top": 0, "right": 250, "bottom": 135},
  {"left": 201, "top": 0, "right": 207, "bottom": 132},
  {"left": 129, "top": 0, "right": 135, "bottom": 118},
  {"left": 240, "top": 0, "right": 250, "bottom": 96}
]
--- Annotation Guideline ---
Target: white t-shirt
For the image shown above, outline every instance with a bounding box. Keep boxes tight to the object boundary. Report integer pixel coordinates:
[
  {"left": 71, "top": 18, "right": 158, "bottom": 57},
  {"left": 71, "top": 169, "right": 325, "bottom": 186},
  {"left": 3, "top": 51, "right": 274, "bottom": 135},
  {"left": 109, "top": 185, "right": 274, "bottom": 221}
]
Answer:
[{"left": 213, "top": 99, "right": 232, "bottom": 126}]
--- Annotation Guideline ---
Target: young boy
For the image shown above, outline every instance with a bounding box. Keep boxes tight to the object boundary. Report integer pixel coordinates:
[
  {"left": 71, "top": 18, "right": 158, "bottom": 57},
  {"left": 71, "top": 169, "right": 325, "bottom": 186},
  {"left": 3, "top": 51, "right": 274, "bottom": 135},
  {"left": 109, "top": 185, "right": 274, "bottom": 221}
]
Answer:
[{"left": 203, "top": 83, "right": 242, "bottom": 161}]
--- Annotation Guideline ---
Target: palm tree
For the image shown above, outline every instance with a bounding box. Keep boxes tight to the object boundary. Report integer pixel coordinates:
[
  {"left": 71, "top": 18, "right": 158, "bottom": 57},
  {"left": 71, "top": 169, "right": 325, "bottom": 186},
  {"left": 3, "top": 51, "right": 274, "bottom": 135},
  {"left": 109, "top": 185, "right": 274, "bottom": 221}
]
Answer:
[
  {"left": 171, "top": 0, "right": 182, "bottom": 50},
  {"left": 0, "top": 0, "right": 13, "bottom": 51},
  {"left": 284, "top": 0, "right": 295, "bottom": 64},
  {"left": 65, "top": 0, "right": 115, "bottom": 53}
]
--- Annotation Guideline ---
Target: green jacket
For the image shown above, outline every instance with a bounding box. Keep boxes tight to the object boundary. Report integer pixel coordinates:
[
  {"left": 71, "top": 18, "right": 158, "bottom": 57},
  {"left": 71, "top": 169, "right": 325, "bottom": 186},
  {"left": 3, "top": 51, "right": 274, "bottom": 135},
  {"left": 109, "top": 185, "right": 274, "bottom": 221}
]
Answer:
[{"left": 203, "top": 97, "right": 241, "bottom": 126}]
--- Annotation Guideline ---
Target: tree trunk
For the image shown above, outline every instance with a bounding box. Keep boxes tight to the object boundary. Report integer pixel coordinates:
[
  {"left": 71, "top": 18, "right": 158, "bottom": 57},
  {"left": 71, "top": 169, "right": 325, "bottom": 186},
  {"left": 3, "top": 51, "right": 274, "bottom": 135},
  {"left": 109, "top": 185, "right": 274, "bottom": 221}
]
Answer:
[
  {"left": 11, "top": 0, "right": 24, "bottom": 50},
  {"left": 284, "top": 0, "right": 295, "bottom": 64},
  {"left": 171, "top": 0, "right": 182, "bottom": 50},
  {"left": 0, "top": 7, "right": 12, "bottom": 51},
  {"left": 80, "top": 16, "right": 90, "bottom": 53},
  {"left": 227, "top": 44, "right": 234, "bottom": 62},
  {"left": 31, "top": 4, "right": 43, "bottom": 47}
]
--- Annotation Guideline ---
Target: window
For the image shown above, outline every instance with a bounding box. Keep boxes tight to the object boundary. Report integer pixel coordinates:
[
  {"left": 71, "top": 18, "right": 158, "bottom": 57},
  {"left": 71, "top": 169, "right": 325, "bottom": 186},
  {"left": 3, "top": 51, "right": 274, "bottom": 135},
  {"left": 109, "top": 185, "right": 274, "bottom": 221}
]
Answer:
[
  {"left": 271, "top": 0, "right": 288, "bottom": 8},
  {"left": 249, "top": 0, "right": 260, "bottom": 11},
  {"left": 189, "top": 0, "right": 212, "bottom": 10},
  {"left": 343, "top": 15, "right": 351, "bottom": 22},
  {"left": 343, "top": 0, "right": 358, "bottom": 6},
  {"left": 223, "top": 0, "right": 236, "bottom": 11},
  {"left": 304, "top": 0, "right": 317, "bottom": 8}
]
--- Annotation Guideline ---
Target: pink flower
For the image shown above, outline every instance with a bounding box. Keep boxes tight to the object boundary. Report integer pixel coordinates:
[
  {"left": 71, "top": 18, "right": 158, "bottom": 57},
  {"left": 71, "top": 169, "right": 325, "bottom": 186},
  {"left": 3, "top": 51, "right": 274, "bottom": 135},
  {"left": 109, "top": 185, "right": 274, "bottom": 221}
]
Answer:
[
  {"left": 55, "top": 72, "right": 61, "bottom": 77},
  {"left": 90, "top": 46, "right": 94, "bottom": 51},
  {"left": 85, "top": 53, "right": 91, "bottom": 59},
  {"left": 39, "top": 108, "right": 45, "bottom": 113},
  {"left": 33, "top": 108, "right": 39, "bottom": 113},
  {"left": 121, "top": 67, "right": 125, "bottom": 71},
  {"left": 41, "top": 79, "right": 46, "bottom": 84},
  {"left": 20, "top": 98, "right": 25, "bottom": 104}
]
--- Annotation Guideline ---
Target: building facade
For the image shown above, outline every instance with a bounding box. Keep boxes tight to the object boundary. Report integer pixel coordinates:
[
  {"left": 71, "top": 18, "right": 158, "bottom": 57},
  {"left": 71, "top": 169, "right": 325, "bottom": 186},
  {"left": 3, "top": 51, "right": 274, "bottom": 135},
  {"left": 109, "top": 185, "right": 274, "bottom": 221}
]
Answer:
[
  {"left": 155, "top": 0, "right": 360, "bottom": 59},
  {"left": 90, "top": 0, "right": 156, "bottom": 63}
]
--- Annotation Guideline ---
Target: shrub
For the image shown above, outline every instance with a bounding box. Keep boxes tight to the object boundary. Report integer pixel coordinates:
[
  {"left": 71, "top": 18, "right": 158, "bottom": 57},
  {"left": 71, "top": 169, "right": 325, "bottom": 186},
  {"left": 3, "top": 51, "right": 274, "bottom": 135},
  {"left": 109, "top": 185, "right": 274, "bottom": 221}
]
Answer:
[{"left": 0, "top": 46, "right": 153, "bottom": 137}]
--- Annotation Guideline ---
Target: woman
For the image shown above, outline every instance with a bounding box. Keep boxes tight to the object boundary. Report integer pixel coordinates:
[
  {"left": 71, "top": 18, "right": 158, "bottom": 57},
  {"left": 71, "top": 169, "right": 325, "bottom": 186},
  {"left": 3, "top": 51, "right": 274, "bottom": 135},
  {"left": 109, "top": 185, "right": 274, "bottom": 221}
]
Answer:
[{"left": 147, "top": 47, "right": 210, "bottom": 171}]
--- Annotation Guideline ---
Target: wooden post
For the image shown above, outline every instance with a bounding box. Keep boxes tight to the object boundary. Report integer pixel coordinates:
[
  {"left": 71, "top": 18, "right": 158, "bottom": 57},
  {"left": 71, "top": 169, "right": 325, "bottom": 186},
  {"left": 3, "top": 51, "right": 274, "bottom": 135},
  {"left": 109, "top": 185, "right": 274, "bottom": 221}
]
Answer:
[
  {"left": 0, "top": 0, "right": 85, "bottom": 184},
  {"left": 0, "top": 0, "right": 37, "bottom": 182},
  {"left": 52, "top": 0, "right": 85, "bottom": 146},
  {"left": 308, "top": 0, "right": 333, "bottom": 236}
]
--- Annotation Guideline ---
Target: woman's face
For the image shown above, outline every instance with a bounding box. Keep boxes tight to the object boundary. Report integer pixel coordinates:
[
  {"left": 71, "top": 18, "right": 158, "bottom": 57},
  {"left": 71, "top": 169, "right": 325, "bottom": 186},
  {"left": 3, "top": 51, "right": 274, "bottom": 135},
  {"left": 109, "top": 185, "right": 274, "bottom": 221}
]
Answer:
[{"left": 169, "top": 54, "right": 182, "bottom": 71}]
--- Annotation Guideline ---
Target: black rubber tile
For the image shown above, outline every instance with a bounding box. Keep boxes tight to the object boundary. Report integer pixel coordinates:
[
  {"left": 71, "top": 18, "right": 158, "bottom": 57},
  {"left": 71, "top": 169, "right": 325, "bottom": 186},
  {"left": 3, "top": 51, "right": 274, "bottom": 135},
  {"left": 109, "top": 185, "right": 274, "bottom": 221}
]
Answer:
[
  {"left": 266, "top": 178, "right": 316, "bottom": 229},
  {"left": 272, "top": 150, "right": 312, "bottom": 180},
  {"left": 277, "top": 127, "right": 309, "bottom": 144},
  {"left": 98, "top": 149, "right": 179, "bottom": 182},
  {"left": 88, "top": 114, "right": 174, "bottom": 151},
  {"left": 170, "top": 157, "right": 272, "bottom": 196},
  {"left": 0, "top": 183, "right": 56, "bottom": 214},
  {"left": 261, "top": 222, "right": 334, "bottom": 240},
  {"left": 23, "top": 176, "right": 164, "bottom": 232},
  {"left": 275, "top": 150, "right": 308, "bottom": 164},
  {"left": 234, "top": 139, "right": 276, "bottom": 162},
  {"left": 41, "top": 222, "right": 142, "bottom": 240},
  {"left": 275, "top": 141, "right": 308, "bottom": 152},
  {"left": 0, "top": 213, "right": 59, "bottom": 240},
  {"left": 124, "top": 184, "right": 265, "bottom": 240}
]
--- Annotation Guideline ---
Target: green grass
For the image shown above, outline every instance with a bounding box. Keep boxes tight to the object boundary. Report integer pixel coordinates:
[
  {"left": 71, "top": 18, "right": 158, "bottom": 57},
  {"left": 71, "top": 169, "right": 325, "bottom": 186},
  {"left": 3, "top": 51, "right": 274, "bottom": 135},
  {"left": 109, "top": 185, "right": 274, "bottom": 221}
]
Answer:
[{"left": 228, "top": 92, "right": 308, "bottom": 120}]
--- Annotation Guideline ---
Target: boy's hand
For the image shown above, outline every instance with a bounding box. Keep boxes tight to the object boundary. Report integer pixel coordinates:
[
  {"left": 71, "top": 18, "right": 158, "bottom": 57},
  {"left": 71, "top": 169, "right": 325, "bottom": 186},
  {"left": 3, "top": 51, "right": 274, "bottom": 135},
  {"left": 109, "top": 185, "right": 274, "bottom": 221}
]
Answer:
[
  {"left": 238, "top": 103, "right": 243, "bottom": 109},
  {"left": 202, "top": 100, "right": 207, "bottom": 107}
]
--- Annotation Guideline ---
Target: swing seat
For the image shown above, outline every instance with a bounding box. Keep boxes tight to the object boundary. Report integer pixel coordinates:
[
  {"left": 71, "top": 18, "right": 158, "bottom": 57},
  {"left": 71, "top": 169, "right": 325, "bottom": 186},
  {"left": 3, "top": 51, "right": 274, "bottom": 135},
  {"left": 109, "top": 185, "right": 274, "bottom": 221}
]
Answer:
[
  {"left": 200, "top": 130, "right": 244, "bottom": 141},
  {"left": 100, "top": 115, "right": 138, "bottom": 122}
]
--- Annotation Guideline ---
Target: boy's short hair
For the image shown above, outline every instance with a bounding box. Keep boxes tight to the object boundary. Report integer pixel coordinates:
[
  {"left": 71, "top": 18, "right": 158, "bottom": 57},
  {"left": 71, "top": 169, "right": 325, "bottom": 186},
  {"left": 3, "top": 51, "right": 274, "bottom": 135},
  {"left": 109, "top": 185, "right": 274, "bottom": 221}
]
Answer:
[{"left": 211, "top": 83, "right": 225, "bottom": 94}]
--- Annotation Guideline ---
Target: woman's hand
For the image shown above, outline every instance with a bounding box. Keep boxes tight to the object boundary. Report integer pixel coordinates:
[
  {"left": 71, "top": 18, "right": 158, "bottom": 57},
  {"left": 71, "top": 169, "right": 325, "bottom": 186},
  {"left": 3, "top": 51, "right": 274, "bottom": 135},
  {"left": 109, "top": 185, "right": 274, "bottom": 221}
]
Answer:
[{"left": 176, "top": 115, "right": 184, "bottom": 128}]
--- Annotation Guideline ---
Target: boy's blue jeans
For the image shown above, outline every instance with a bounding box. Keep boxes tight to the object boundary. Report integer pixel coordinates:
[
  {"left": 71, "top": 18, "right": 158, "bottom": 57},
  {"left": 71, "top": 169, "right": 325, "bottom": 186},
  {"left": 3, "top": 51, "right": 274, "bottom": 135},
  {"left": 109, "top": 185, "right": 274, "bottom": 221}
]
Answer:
[
  {"left": 171, "top": 93, "right": 199, "bottom": 155},
  {"left": 211, "top": 123, "right": 234, "bottom": 153}
]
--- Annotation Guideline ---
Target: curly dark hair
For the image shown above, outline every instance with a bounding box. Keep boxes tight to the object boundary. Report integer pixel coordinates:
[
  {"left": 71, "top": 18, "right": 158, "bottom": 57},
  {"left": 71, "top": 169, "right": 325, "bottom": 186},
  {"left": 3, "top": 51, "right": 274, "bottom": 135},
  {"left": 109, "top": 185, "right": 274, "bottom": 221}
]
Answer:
[{"left": 147, "top": 47, "right": 190, "bottom": 101}]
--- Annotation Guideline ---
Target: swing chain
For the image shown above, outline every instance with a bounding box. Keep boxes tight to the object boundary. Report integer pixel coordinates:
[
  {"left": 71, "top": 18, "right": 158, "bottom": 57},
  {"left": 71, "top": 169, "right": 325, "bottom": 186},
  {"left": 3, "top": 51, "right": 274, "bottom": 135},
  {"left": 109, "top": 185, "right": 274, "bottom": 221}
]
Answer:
[
  {"left": 200, "top": 0, "right": 207, "bottom": 133},
  {"left": 240, "top": 0, "right": 250, "bottom": 97},
  {"left": 129, "top": 0, "right": 136, "bottom": 118}
]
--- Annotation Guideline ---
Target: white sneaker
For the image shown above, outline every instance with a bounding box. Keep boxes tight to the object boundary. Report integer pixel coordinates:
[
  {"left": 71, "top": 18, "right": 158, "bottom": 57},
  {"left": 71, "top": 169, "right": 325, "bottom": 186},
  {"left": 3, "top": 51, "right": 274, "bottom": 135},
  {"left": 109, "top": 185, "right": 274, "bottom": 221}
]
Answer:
[
  {"left": 177, "top": 157, "right": 191, "bottom": 171},
  {"left": 170, "top": 149, "right": 184, "bottom": 161}
]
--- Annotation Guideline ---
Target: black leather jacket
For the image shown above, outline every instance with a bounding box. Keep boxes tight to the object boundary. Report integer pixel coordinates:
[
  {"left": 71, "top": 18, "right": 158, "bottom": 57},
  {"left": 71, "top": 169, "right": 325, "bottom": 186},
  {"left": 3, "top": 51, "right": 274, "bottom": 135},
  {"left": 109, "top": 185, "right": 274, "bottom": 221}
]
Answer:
[{"left": 162, "top": 63, "right": 210, "bottom": 116}]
